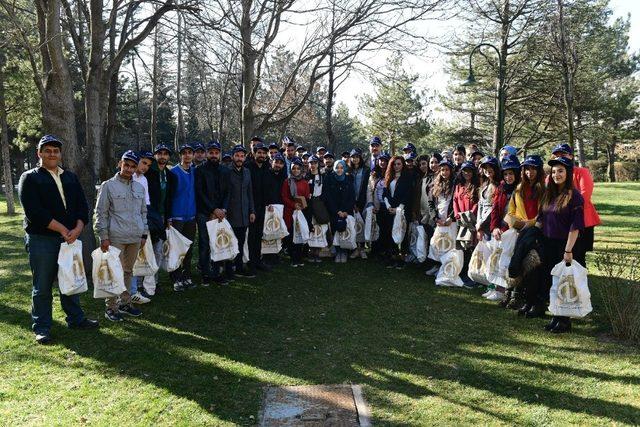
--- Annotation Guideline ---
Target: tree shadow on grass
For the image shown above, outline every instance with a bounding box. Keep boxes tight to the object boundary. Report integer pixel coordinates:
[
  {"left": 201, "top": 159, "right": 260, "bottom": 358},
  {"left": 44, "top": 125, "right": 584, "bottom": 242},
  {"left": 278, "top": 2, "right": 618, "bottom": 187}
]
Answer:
[{"left": 2, "top": 261, "right": 640, "bottom": 425}]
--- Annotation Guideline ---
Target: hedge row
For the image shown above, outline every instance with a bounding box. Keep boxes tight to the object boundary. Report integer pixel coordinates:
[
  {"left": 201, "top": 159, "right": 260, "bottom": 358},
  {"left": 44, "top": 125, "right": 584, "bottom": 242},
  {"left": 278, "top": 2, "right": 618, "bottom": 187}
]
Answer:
[{"left": 585, "top": 160, "right": 640, "bottom": 182}]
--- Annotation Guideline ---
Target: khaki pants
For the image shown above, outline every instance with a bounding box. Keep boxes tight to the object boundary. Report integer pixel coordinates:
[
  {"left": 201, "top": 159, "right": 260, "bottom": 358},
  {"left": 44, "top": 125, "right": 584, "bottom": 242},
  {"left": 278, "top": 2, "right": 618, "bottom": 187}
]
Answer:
[{"left": 106, "top": 242, "right": 140, "bottom": 309}]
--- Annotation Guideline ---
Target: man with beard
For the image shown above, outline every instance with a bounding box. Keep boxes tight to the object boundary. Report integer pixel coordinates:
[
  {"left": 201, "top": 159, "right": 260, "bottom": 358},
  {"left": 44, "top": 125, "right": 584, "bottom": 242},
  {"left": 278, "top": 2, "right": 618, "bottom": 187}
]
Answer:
[
  {"left": 193, "top": 142, "right": 207, "bottom": 167},
  {"left": 322, "top": 152, "right": 335, "bottom": 175},
  {"left": 283, "top": 137, "right": 297, "bottom": 174},
  {"left": 144, "top": 143, "right": 175, "bottom": 295},
  {"left": 224, "top": 145, "right": 256, "bottom": 278},
  {"left": 268, "top": 142, "right": 279, "bottom": 161},
  {"left": 246, "top": 142, "right": 272, "bottom": 273},
  {"left": 194, "top": 140, "right": 230, "bottom": 286},
  {"left": 263, "top": 153, "right": 287, "bottom": 265}
]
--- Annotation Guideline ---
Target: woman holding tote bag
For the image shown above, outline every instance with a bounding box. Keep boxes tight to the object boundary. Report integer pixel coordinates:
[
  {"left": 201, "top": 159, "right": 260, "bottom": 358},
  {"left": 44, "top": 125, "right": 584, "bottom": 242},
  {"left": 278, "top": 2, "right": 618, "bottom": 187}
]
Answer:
[
  {"left": 281, "top": 158, "right": 311, "bottom": 267},
  {"left": 323, "top": 160, "right": 356, "bottom": 263},
  {"left": 535, "top": 156, "right": 585, "bottom": 334},
  {"left": 306, "top": 155, "right": 328, "bottom": 262},
  {"left": 381, "top": 156, "right": 413, "bottom": 269}
]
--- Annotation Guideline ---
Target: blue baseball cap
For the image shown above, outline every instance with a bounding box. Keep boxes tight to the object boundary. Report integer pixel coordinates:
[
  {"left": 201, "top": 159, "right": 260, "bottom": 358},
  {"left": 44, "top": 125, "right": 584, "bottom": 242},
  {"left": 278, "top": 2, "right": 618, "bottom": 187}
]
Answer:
[
  {"left": 222, "top": 152, "right": 232, "bottom": 160},
  {"left": 404, "top": 152, "right": 417, "bottom": 161},
  {"left": 250, "top": 136, "right": 264, "bottom": 143},
  {"left": 500, "top": 145, "right": 518, "bottom": 157},
  {"left": 350, "top": 148, "right": 363, "bottom": 157},
  {"left": 480, "top": 156, "right": 500, "bottom": 169},
  {"left": 379, "top": 151, "right": 391, "bottom": 161},
  {"left": 552, "top": 143, "right": 573, "bottom": 155},
  {"left": 121, "top": 150, "right": 140, "bottom": 164},
  {"left": 296, "top": 145, "right": 305, "bottom": 152},
  {"left": 273, "top": 153, "right": 285, "bottom": 162},
  {"left": 139, "top": 151, "right": 154, "bottom": 160},
  {"left": 323, "top": 151, "right": 335, "bottom": 159},
  {"left": 439, "top": 158, "right": 454, "bottom": 169},
  {"left": 522, "top": 155, "right": 543, "bottom": 168},
  {"left": 291, "top": 157, "right": 304, "bottom": 168},
  {"left": 316, "top": 146, "right": 327, "bottom": 153},
  {"left": 153, "top": 144, "right": 172, "bottom": 154},
  {"left": 232, "top": 144, "right": 247, "bottom": 154},
  {"left": 548, "top": 156, "right": 574, "bottom": 170},
  {"left": 402, "top": 143, "right": 416, "bottom": 152},
  {"left": 178, "top": 144, "right": 193, "bottom": 154},
  {"left": 282, "top": 136, "right": 296, "bottom": 147},
  {"left": 254, "top": 142, "right": 268, "bottom": 152},
  {"left": 470, "top": 149, "right": 484, "bottom": 158},
  {"left": 192, "top": 142, "right": 205, "bottom": 152},
  {"left": 309, "top": 155, "right": 320, "bottom": 163},
  {"left": 370, "top": 136, "right": 382, "bottom": 146},
  {"left": 268, "top": 142, "right": 279, "bottom": 150},
  {"left": 460, "top": 161, "right": 475, "bottom": 171},
  {"left": 37, "top": 135, "right": 62, "bottom": 150},
  {"left": 207, "top": 140, "right": 222, "bottom": 150},
  {"left": 501, "top": 154, "right": 521, "bottom": 171}
]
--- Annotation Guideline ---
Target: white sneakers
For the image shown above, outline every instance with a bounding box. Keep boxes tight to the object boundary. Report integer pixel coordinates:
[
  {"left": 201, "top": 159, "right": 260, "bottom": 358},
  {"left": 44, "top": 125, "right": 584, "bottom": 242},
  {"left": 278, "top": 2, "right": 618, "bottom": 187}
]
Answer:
[{"left": 131, "top": 292, "right": 151, "bottom": 304}]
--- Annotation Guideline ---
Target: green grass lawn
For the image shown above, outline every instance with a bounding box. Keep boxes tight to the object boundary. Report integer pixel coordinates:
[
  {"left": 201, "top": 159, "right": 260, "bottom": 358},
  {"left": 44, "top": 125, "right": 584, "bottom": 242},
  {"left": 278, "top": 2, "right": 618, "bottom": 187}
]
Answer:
[{"left": 1, "top": 183, "right": 639, "bottom": 426}]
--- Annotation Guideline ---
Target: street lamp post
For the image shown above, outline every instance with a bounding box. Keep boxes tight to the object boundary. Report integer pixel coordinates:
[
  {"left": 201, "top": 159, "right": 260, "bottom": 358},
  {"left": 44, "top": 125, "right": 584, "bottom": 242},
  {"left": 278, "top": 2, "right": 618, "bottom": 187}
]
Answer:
[{"left": 462, "top": 43, "right": 506, "bottom": 156}]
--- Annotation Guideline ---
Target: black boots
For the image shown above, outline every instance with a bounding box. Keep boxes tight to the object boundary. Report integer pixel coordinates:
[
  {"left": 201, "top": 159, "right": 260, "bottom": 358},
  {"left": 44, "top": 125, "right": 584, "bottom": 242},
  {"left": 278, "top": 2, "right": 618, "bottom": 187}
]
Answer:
[{"left": 546, "top": 316, "right": 572, "bottom": 333}]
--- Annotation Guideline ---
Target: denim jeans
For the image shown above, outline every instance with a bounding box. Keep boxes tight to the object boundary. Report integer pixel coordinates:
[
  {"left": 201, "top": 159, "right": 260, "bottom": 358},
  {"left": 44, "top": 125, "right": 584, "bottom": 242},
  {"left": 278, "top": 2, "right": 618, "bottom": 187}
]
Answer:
[{"left": 25, "top": 233, "right": 85, "bottom": 334}]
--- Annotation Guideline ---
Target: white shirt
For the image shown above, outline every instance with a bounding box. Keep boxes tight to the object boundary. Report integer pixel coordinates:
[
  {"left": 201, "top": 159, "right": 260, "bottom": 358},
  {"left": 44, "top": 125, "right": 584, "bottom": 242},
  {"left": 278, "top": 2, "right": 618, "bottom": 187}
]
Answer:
[{"left": 133, "top": 172, "right": 150, "bottom": 205}]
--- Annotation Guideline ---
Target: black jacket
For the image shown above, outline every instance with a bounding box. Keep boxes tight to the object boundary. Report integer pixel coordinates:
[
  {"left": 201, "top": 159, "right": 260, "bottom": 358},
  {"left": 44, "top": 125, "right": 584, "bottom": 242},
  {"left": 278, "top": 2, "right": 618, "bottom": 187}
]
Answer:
[
  {"left": 382, "top": 173, "right": 413, "bottom": 212},
  {"left": 266, "top": 169, "right": 287, "bottom": 205},
  {"left": 509, "top": 226, "right": 544, "bottom": 278},
  {"left": 323, "top": 174, "right": 355, "bottom": 228},
  {"left": 246, "top": 161, "right": 272, "bottom": 216},
  {"left": 194, "top": 160, "right": 228, "bottom": 216},
  {"left": 18, "top": 167, "right": 89, "bottom": 237},
  {"left": 145, "top": 165, "right": 174, "bottom": 219}
]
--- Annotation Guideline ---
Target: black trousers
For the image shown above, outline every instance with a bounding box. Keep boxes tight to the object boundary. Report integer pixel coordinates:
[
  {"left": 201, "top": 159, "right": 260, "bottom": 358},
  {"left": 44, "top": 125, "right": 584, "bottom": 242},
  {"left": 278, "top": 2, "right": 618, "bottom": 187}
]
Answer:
[
  {"left": 231, "top": 226, "right": 248, "bottom": 271},
  {"left": 536, "top": 235, "right": 586, "bottom": 306},
  {"left": 248, "top": 213, "right": 265, "bottom": 268},
  {"left": 169, "top": 219, "right": 197, "bottom": 282},
  {"left": 378, "top": 211, "right": 397, "bottom": 260}
]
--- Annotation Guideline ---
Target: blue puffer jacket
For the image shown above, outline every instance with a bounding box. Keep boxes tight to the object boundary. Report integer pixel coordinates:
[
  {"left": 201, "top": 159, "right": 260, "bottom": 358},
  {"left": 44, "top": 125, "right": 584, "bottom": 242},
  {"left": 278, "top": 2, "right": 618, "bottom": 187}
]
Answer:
[{"left": 169, "top": 165, "right": 196, "bottom": 221}]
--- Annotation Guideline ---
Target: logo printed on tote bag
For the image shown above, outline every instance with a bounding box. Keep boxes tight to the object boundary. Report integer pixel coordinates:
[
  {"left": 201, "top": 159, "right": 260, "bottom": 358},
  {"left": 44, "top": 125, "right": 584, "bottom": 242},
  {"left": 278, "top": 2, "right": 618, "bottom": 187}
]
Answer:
[{"left": 558, "top": 274, "right": 579, "bottom": 303}]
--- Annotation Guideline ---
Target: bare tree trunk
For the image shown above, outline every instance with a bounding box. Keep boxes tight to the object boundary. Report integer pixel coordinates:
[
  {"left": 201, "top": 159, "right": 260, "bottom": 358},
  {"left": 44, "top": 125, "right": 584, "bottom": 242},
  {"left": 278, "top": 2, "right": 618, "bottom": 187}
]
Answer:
[
  {"left": 240, "top": 0, "right": 257, "bottom": 145},
  {"left": 495, "top": 0, "right": 509, "bottom": 155},
  {"left": 150, "top": 25, "right": 160, "bottom": 149},
  {"left": 575, "top": 112, "right": 586, "bottom": 166},
  {"left": 606, "top": 141, "right": 616, "bottom": 182},
  {"left": 102, "top": 14, "right": 118, "bottom": 180},
  {"left": 132, "top": 54, "right": 142, "bottom": 150},
  {"left": 557, "top": 0, "right": 576, "bottom": 153},
  {"left": 174, "top": 10, "right": 185, "bottom": 149},
  {"left": 0, "top": 52, "right": 16, "bottom": 214},
  {"left": 325, "top": 47, "right": 337, "bottom": 152}
]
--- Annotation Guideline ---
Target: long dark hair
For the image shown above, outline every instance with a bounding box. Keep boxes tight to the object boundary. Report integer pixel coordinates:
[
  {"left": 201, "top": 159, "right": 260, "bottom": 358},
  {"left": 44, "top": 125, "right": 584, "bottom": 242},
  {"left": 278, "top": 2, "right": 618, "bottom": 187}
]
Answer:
[
  {"left": 384, "top": 156, "right": 405, "bottom": 188},
  {"left": 541, "top": 165, "right": 574, "bottom": 211},
  {"left": 516, "top": 164, "right": 545, "bottom": 201},
  {"left": 479, "top": 163, "right": 501, "bottom": 198},
  {"left": 432, "top": 164, "right": 454, "bottom": 198},
  {"left": 457, "top": 166, "right": 479, "bottom": 203}
]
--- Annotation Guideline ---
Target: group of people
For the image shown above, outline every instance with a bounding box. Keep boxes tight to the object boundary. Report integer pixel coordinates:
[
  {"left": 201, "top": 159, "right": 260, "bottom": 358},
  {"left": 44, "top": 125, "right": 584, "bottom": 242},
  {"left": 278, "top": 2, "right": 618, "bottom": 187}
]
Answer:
[{"left": 18, "top": 133, "right": 599, "bottom": 344}]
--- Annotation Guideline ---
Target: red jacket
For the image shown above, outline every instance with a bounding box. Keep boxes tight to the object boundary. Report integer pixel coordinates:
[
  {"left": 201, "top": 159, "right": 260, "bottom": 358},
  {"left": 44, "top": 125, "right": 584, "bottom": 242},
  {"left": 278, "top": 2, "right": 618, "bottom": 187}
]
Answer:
[
  {"left": 573, "top": 166, "right": 601, "bottom": 228},
  {"left": 281, "top": 178, "right": 311, "bottom": 230},
  {"left": 453, "top": 184, "right": 478, "bottom": 220},
  {"left": 490, "top": 183, "right": 510, "bottom": 232}
]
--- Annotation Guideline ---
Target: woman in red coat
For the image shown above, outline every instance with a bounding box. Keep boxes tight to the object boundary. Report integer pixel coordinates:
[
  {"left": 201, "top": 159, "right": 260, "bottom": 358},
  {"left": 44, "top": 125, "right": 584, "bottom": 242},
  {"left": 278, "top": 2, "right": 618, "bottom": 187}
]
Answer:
[
  {"left": 281, "top": 158, "right": 311, "bottom": 267},
  {"left": 453, "top": 161, "right": 479, "bottom": 287},
  {"left": 551, "top": 144, "right": 600, "bottom": 265}
]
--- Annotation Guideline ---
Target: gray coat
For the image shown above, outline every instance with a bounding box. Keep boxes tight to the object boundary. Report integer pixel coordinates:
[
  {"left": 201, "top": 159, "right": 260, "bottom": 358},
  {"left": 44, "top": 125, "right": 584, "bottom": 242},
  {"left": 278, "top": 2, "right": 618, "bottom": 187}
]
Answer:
[
  {"left": 225, "top": 166, "right": 255, "bottom": 228},
  {"left": 95, "top": 173, "right": 148, "bottom": 244}
]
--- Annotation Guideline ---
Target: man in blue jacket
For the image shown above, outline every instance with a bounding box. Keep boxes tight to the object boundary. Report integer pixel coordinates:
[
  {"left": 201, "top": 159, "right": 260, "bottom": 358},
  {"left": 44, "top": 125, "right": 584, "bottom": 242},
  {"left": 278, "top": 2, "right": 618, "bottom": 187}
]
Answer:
[{"left": 18, "top": 135, "right": 99, "bottom": 344}]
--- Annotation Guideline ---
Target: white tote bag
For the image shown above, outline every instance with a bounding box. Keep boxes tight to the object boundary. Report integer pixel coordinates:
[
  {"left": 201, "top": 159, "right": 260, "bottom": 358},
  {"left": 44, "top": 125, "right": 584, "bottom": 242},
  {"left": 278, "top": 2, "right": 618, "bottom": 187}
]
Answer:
[
  {"left": 57, "top": 241, "right": 88, "bottom": 296},
  {"left": 263, "top": 204, "right": 289, "bottom": 240},
  {"left": 292, "top": 210, "right": 310, "bottom": 244},
  {"left": 332, "top": 215, "right": 357, "bottom": 249},
  {"left": 207, "top": 219, "right": 239, "bottom": 262},
  {"left": 354, "top": 211, "right": 366, "bottom": 243},
  {"left": 392, "top": 205, "right": 407, "bottom": 245},
  {"left": 485, "top": 237, "right": 508, "bottom": 288},
  {"left": 428, "top": 223, "right": 458, "bottom": 262},
  {"left": 468, "top": 239, "right": 492, "bottom": 286},
  {"left": 308, "top": 221, "right": 329, "bottom": 248},
  {"left": 243, "top": 228, "right": 250, "bottom": 264},
  {"left": 91, "top": 247, "right": 126, "bottom": 299},
  {"left": 163, "top": 226, "right": 193, "bottom": 272},
  {"left": 364, "top": 206, "right": 379, "bottom": 242},
  {"left": 549, "top": 260, "right": 592, "bottom": 318},
  {"left": 435, "top": 249, "right": 464, "bottom": 287},
  {"left": 261, "top": 239, "right": 282, "bottom": 254},
  {"left": 497, "top": 228, "right": 518, "bottom": 271},
  {"left": 133, "top": 238, "right": 159, "bottom": 277}
]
